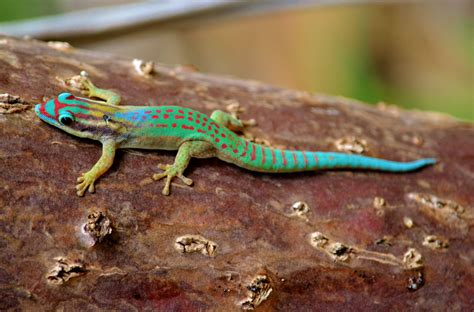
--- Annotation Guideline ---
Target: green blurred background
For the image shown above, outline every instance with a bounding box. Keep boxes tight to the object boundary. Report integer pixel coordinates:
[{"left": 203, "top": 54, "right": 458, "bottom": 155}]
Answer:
[{"left": 1, "top": 0, "right": 472, "bottom": 121}]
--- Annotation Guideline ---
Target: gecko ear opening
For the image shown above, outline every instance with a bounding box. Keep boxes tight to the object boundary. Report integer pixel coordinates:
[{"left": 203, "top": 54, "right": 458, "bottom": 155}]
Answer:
[{"left": 103, "top": 114, "right": 125, "bottom": 132}]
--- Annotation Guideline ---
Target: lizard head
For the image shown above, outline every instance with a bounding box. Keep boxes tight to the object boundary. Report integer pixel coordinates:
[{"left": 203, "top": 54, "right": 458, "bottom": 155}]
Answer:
[{"left": 35, "top": 93, "right": 126, "bottom": 140}]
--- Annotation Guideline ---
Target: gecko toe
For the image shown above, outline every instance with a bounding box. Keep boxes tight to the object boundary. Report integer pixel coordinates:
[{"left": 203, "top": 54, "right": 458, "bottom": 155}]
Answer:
[
  {"left": 152, "top": 173, "right": 166, "bottom": 181},
  {"left": 178, "top": 174, "right": 193, "bottom": 186},
  {"left": 157, "top": 163, "right": 171, "bottom": 171}
]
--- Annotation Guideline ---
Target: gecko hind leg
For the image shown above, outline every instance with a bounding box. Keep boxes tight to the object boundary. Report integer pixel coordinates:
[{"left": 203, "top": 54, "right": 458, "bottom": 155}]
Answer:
[
  {"left": 152, "top": 141, "right": 216, "bottom": 195},
  {"left": 210, "top": 110, "right": 255, "bottom": 133},
  {"left": 72, "top": 75, "right": 122, "bottom": 106}
]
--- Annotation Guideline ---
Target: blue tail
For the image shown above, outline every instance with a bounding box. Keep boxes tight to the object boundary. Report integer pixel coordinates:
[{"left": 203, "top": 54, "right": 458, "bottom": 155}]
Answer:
[{"left": 314, "top": 152, "right": 436, "bottom": 172}]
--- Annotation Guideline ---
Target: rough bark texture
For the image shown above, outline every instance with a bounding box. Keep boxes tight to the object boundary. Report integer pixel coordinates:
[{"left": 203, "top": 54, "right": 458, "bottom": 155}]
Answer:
[{"left": 0, "top": 35, "right": 473, "bottom": 311}]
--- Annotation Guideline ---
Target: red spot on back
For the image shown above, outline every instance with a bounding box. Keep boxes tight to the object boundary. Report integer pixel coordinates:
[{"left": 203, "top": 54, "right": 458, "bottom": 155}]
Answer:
[
  {"left": 155, "top": 124, "right": 168, "bottom": 128},
  {"left": 172, "top": 123, "right": 177, "bottom": 128},
  {"left": 163, "top": 114, "right": 169, "bottom": 119},
  {"left": 208, "top": 126, "right": 212, "bottom": 130},
  {"left": 195, "top": 120, "right": 200, "bottom": 124},
  {"left": 214, "top": 129, "right": 218, "bottom": 134},
  {"left": 250, "top": 144, "right": 256, "bottom": 161},
  {"left": 175, "top": 115, "right": 184, "bottom": 119},
  {"left": 221, "top": 133, "right": 226, "bottom": 138},
  {"left": 233, "top": 149, "right": 238, "bottom": 153},
  {"left": 221, "top": 144, "right": 227, "bottom": 149},
  {"left": 261, "top": 146, "right": 266, "bottom": 165},
  {"left": 188, "top": 117, "right": 193, "bottom": 121},
  {"left": 156, "top": 109, "right": 161, "bottom": 113},
  {"left": 182, "top": 125, "right": 194, "bottom": 130},
  {"left": 166, "top": 109, "right": 173, "bottom": 113},
  {"left": 151, "top": 115, "right": 159, "bottom": 119},
  {"left": 281, "top": 150, "right": 287, "bottom": 166},
  {"left": 188, "top": 111, "right": 193, "bottom": 115},
  {"left": 198, "top": 129, "right": 206, "bottom": 133},
  {"left": 215, "top": 138, "right": 220, "bottom": 143},
  {"left": 178, "top": 109, "right": 184, "bottom": 114},
  {"left": 145, "top": 110, "right": 152, "bottom": 114},
  {"left": 241, "top": 141, "right": 249, "bottom": 157},
  {"left": 292, "top": 151, "right": 298, "bottom": 166},
  {"left": 271, "top": 149, "right": 276, "bottom": 164},
  {"left": 203, "top": 117, "right": 208, "bottom": 122},
  {"left": 302, "top": 151, "right": 308, "bottom": 166}
]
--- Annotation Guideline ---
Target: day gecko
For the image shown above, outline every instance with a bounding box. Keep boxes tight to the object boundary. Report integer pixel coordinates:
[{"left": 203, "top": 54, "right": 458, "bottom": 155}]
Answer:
[{"left": 35, "top": 77, "right": 436, "bottom": 196}]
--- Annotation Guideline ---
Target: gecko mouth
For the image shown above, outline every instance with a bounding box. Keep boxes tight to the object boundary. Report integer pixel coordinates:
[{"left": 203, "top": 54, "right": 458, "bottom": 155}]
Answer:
[{"left": 35, "top": 104, "right": 41, "bottom": 115}]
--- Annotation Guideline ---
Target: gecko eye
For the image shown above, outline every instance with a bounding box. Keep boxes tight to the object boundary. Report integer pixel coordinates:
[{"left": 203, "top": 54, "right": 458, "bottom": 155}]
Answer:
[{"left": 58, "top": 112, "right": 74, "bottom": 126}]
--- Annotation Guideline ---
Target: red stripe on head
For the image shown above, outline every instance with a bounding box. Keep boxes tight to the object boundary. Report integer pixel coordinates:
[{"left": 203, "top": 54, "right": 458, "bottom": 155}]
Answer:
[{"left": 39, "top": 101, "right": 54, "bottom": 120}]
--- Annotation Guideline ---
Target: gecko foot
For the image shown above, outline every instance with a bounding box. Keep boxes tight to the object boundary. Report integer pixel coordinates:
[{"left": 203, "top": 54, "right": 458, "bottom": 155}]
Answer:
[
  {"left": 76, "top": 172, "right": 97, "bottom": 196},
  {"left": 152, "top": 163, "right": 193, "bottom": 196}
]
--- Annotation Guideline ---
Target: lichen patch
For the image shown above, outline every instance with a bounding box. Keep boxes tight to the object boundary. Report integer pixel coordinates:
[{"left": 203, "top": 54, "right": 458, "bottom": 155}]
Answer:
[
  {"left": 46, "top": 257, "right": 86, "bottom": 285},
  {"left": 308, "top": 231, "right": 415, "bottom": 268},
  {"left": 133, "top": 58, "right": 155, "bottom": 76},
  {"left": 422, "top": 235, "right": 449, "bottom": 250},
  {"left": 407, "top": 192, "right": 467, "bottom": 232},
  {"left": 402, "top": 248, "right": 424, "bottom": 269},
  {"left": 0, "top": 93, "right": 29, "bottom": 114},
  {"left": 83, "top": 211, "right": 113, "bottom": 245},
  {"left": 240, "top": 275, "right": 272, "bottom": 311},
  {"left": 174, "top": 234, "right": 217, "bottom": 257},
  {"left": 334, "top": 136, "right": 368, "bottom": 154}
]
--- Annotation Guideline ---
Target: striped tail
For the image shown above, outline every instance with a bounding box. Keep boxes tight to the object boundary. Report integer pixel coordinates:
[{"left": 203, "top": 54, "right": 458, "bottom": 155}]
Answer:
[{"left": 220, "top": 142, "right": 436, "bottom": 173}]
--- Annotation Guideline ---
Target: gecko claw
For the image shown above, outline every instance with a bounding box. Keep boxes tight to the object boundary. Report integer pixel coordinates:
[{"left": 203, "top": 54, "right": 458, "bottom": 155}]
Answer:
[{"left": 152, "top": 164, "right": 192, "bottom": 195}]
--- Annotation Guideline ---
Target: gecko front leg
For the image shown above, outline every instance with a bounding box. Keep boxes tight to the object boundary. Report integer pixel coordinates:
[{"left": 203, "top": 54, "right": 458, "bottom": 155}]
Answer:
[
  {"left": 152, "top": 141, "right": 216, "bottom": 195},
  {"left": 76, "top": 140, "right": 118, "bottom": 196},
  {"left": 68, "top": 74, "right": 121, "bottom": 106}
]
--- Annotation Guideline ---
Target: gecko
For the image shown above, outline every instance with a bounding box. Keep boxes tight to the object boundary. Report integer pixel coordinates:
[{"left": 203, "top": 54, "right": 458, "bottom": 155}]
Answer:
[{"left": 34, "top": 77, "right": 436, "bottom": 196}]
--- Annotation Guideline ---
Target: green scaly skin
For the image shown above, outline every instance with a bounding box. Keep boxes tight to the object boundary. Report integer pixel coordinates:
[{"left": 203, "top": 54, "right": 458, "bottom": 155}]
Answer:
[{"left": 35, "top": 77, "right": 436, "bottom": 196}]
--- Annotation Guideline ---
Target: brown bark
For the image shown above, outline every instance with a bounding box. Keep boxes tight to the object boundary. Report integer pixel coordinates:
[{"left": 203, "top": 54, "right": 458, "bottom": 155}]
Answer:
[{"left": 0, "top": 35, "right": 473, "bottom": 311}]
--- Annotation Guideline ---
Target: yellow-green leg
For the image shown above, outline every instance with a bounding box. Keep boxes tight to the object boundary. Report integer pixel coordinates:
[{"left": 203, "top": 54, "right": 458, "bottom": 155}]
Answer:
[
  {"left": 152, "top": 141, "right": 216, "bottom": 195},
  {"left": 75, "top": 76, "right": 122, "bottom": 106},
  {"left": 210, "top": 110, "right": 255, "bottom": 132},
  {"left": 76, "top": 140, "right": 117, "bottom": 196}
]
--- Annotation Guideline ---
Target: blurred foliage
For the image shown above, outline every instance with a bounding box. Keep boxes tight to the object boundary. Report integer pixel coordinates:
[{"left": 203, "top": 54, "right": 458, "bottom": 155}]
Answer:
[
  {"left": 0, "top": 0, "right": 59, "bottom": 22},
  {"left": 0, "top": 1, "right": 472, "bottom": 121}
]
